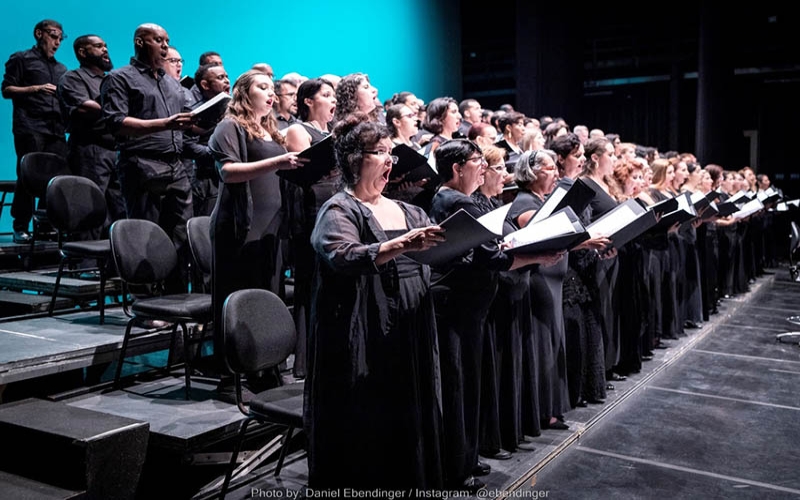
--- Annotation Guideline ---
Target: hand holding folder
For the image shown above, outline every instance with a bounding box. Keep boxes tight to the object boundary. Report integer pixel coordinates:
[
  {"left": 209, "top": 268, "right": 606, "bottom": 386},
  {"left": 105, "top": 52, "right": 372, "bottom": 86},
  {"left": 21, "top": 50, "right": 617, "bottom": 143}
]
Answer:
[
  {"left": 405, "top": 206, "right": 507, "bottom": 266},
  {"left": 589, "top": 199, "right": 657, "bottom": 248},
  {"left": 277, "top": 136, "right": 336, "bottom": 188},
  {"left": 504, "top": 207, "right": 589, "bottom": 255}
]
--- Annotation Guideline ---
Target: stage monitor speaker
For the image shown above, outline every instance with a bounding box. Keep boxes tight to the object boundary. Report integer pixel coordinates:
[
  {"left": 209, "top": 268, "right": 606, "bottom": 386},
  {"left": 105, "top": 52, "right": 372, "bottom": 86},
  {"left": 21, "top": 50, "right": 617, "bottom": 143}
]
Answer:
[{"left": 0, "top": 398, "right": 149, "bottom": 500}]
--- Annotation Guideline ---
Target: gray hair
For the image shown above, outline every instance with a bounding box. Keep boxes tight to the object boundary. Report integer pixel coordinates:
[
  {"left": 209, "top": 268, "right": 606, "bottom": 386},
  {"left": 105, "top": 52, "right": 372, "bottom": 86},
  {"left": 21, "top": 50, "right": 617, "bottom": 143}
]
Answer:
[{"left": 515, "top": 149, "right": 557, "bottom": 189}]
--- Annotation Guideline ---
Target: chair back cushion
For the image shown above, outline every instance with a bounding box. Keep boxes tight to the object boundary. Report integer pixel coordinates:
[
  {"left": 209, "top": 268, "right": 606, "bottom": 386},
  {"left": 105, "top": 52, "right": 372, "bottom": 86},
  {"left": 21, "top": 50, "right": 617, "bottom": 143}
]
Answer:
[
  {"left": 109, "top": 219, "right": 177, "bottom": 285},
  {"left": 46, "top": 176, "right": 108, "bottom": 233},
  {"left": 222, "top": 289, "right": 296, "bottom": 374},
  {"left": 20, "top": 152, "right": 71, "bottom": 199},
  {"left": 186, "top": 216, "right": 212, "bottom": 275}
]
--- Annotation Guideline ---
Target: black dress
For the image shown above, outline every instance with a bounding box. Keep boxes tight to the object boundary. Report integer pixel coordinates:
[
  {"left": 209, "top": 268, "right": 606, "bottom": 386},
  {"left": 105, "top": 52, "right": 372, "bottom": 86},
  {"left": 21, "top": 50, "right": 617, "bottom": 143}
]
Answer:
[
  {"left": 286, "top": 122, "right": 333, "bottom": 378},
  {"left": 429, "top": 187, "right": 510, "bottom": 486},
  {"left": 562, "top": 177, "right": 606, "bottom": 405},
  {"left": 472, "top": 192, "right": 504, "bottom": 455},
  {"left": 507, "top": 190, "right": 570, "bottom": 423},
  {"left": 582, "top": 177, "right": 621, "bottom": 374},
  {"left": 209, "top": 119, "right": 286, "bottom": 367},
  {"left": 306, "top": 192, "right": 444, "bottom": 489},
  {"left": 650, "top": 188, "right": 681, "bottom": 339}
]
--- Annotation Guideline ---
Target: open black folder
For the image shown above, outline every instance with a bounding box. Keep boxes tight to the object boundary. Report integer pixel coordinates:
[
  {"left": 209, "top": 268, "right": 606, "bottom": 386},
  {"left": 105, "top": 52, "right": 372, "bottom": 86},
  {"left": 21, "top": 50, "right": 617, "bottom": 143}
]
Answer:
[
  {"left": 276, "top": 135, "right": 336, "bottom": 188},
  {"left": 530, "top": 178, "right": 596, "bottom": 225},
  {"left": 503, "top": 207, "right": 589, "bottom": 255},
  {"left": 391, "top": 144, "right": 439, "bottom": 184},
  {"left": 652, "top": 192, "right": 697, "bottom": 229},
  {"left": 647, "top": 195, "right": 679, "bottom": 216},
  {"left": 587, "top": 199, "right": 657, "bottom": 249},
  {"left": 405, "top": 205, "right": 510, "bottom": 267},
  {"left": 190, "top": 92, "right": 231, "bottom": 126},
  {"left": 715, "top": 199, "right": 741, "bottom": 217}
]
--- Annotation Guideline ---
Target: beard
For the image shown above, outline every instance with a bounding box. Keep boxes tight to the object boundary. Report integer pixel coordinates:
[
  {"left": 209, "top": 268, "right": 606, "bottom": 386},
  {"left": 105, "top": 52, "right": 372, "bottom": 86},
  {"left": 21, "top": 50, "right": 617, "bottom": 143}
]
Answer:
[{"left": 84, "top": 53, "right": 113, "bottom": 72}]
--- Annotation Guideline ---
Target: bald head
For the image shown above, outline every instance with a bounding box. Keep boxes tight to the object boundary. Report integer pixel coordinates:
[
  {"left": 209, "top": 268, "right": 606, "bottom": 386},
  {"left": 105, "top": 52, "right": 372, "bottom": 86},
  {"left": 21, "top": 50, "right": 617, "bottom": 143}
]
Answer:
[{"left": 133, "top": 23, "right": 169, "bottom": 68}]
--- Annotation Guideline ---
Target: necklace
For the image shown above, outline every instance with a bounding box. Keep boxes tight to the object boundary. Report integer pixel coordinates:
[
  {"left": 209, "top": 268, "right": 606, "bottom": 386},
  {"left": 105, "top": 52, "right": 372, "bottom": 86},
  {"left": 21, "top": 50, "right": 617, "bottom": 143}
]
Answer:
[{"left": 306, "top": 120, "right": 328, "bottom": 134}]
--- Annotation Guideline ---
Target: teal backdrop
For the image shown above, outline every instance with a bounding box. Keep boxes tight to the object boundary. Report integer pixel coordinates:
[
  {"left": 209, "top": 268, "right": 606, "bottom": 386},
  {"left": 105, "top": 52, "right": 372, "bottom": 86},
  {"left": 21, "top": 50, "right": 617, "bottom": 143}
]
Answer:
[{"left": 0, "top": 0, "right": 462, "bottom": 232}]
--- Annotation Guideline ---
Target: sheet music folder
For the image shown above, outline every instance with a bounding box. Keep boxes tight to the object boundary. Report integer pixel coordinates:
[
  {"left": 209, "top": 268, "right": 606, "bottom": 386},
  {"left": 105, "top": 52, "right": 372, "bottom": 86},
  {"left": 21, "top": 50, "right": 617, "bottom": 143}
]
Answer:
[
  {"left": 652, "top": 193, "right": 697, "bottom": 229},
  {"left": 405, "top": 207, "right": 504, "bottom": 266},
  {"left": 647, "top": 195, "right": 679, "bottom": 215},
  {"left": 391, "top": 144, "right": 439, "bottom": 184},
  {"left": 277, "top": 135, "right": 336, "bottom": 187},
  {"left": 190, "top": 92, "right": 231, "bottom": 125},
  {"left": 530, "top": 178, "right": 595, "bottom": 225},
  {"left": 715, "top": 199, "right": 740, "bottom": 217},
  {"left": 504, "top": 207, "right": 589, "bottom": 255},
  {"left": 587, "top": 199, "right": 657, "bottom": 248}
]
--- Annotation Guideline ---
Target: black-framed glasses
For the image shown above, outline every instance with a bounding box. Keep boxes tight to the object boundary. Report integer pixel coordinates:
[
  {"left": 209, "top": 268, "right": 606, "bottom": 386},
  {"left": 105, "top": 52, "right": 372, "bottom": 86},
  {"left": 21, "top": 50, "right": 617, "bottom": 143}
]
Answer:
[
  {"left": 363, "top": 150, "right": 399, "bottom": 164},
  {"left": 461, "top": 155, "right": 487, "bottom": 165},
  {"left": 165, "top": 58, "right": 184, "bottom": 65},
  {"left": 276, "top": 92, "right": 297, "bottom": 98},
  {"left": 41, "top": 28, "right": 66, "bottom": 42}
]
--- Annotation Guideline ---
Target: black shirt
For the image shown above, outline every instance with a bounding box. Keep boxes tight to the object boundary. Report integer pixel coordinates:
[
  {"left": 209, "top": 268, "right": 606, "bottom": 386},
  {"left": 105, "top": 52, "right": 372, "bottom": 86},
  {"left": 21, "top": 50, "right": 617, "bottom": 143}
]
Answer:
[
  {"left": 2, "top": 46, "right": 67, "bottom": 136},
  {"left": 57, "top": 66, "right": 114, "bottom": 148},
  {"left": 100, "top": 57, "right": 185, "bottom": 156},
  {"left": 275, "top": 113, "right": 299, "bottom": 131}
]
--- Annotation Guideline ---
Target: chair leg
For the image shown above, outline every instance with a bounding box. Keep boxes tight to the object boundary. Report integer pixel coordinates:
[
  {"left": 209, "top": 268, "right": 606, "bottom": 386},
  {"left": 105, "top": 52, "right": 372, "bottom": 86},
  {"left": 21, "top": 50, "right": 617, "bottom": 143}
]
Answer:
[
  {"left": 48, "top": 256, "right": 67, "bottom": 316},
  {"left": 25, "top": 220, "right": 37, "bottom": 271},
  {"left": 165, "top": 323, "right": 179, "bottom": 377},
  {"left": 179, "top": 322, "right": 192, "bottom": 400},
  {"left": 274, "top": 426, "right": 296, "bottom": 476},
  {"left": 97, "top": 258, "right": 106, "bottom": 325},
  {"left": 220, "top": 417, "right": 254, "bottom": 500},
  {"left": 113, "top": 319, "right": 137, "bottom": 389}
]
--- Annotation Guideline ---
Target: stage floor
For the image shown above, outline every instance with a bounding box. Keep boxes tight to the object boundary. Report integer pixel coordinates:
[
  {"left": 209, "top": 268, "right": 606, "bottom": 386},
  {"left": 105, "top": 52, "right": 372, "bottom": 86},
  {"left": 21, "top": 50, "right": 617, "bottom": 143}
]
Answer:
[
  {"left": 0, "top": 268, "right": 796, "bottom": 499},
  {"left": 216, "top": 269, "right": 800, "bottom": 500}
]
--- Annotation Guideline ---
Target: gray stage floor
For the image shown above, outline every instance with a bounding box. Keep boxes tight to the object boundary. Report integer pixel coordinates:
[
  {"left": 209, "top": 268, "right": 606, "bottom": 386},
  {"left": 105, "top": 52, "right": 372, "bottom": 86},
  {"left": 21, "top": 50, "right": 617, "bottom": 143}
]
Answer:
[
  {"left": 220, "top": 270, "right": 800, "bottom": 500},
  {"left": 524, "top": 270, "right": 800, "bottom": 499}
]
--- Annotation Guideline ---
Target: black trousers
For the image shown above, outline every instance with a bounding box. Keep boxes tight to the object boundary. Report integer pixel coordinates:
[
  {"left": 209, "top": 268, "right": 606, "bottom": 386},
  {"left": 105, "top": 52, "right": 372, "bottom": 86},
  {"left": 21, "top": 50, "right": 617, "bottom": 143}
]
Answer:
[{"left": 12, "top": 132, "right": 67, "bottom": 232}]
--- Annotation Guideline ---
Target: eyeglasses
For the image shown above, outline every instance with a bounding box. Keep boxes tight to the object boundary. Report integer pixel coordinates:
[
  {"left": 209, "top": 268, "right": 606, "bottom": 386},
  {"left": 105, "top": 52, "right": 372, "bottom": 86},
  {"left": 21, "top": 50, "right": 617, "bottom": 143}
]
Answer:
[
  {"left": 165, "top": 58, "right": 184, "bottom": 65},
  {"left": 41, "top": 28, "right": 66, "bottom": 42},
  {"left": 462, "top": 155, "right": 487, "bottom": 165},
  {"left": 276, "top": 92, "right": 297, "bottom": 98},
  {"left": 363, "top": 150, "right": 399, "bottom": 164},
  {"left": 401, "top": 113, "right": 417, "bottom": 119},
  {"left": 486, "top": 164, "right": 506, "bottom": 173}
]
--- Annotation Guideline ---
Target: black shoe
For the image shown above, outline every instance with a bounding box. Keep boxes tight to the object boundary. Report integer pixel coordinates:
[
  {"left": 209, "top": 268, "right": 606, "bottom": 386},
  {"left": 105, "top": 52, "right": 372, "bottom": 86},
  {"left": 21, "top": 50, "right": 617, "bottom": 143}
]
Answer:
[
  {"left": 654, "top": 341, "right": 671, "bottom": 349},
  {"left": 586, "top": 397, "right": 605, "bottom": 404},
  {"left": 543, "top": 419, "right": 569, "bottom": 430},
  {"left": 684, "top": 320, "right": 702, "bottom": 329},
  {"left": 460, "top": 476, "right": 486, "bottom": 493},
  {"left": 576, "top": 399, "right": 588, "bottom": 408},
  {"left": 606, "top": 383, "right": 615, "bottom": 391},
  {"left": 480, "top": 449, "right": 513, "bottom": 460},
  {"left": 13, "top": 230, "right": 31, "bottom": 244},
  {"left": 472, "top": 461, "right": 491, "bottom": 476},
  {"left": 641, "top": 355, "right": 654, "bottom": 361},
  {"left": 607, "top": 372, "right": 627, "bottom": 381}
]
